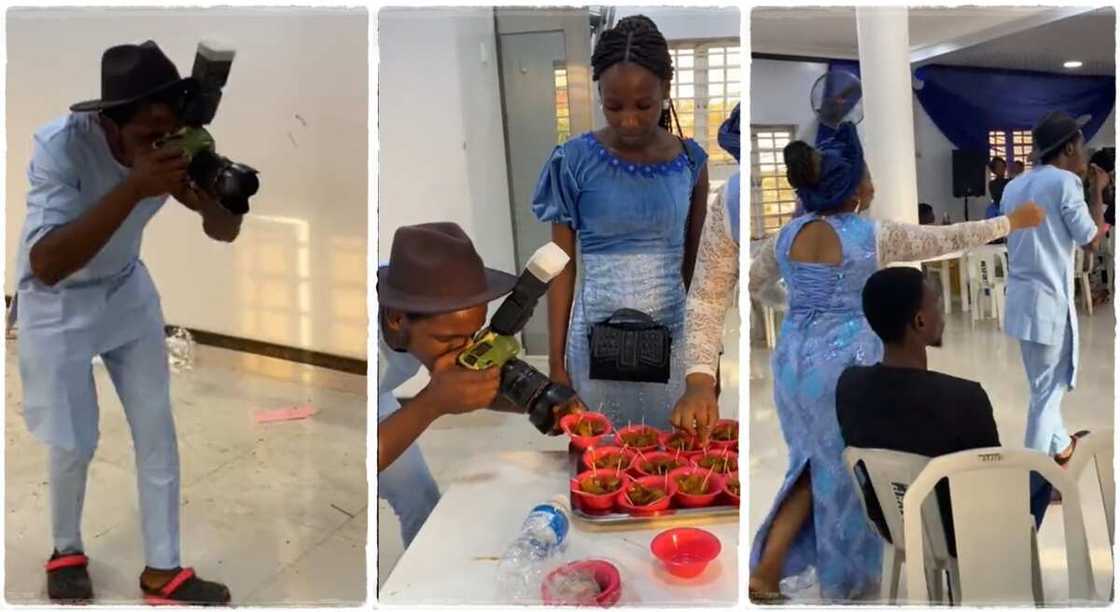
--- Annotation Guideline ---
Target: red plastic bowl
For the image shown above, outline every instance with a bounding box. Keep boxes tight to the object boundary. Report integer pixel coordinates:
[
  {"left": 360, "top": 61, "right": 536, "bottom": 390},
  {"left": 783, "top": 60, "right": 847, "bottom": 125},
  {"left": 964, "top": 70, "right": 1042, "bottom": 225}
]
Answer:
[
  {"left": 650, "top": 527, "right": 722, "bottom": 578},
  {"left": 660, "top": 430, "right": 708, "bottom": 459},
  {"left": 582, "top": 446, "right": 635, "bottom": 472},
  {"left": 562, "top": 412, "right": 614, "bottom": 450},
  {"left": 723, "top": 472, "right": 740, "bottom": 507},
  {"left": 691, "top": 450, "right": 739, "bottom": 475},
  {"left": 631, "top": 451, "right": 691, "bottom": 478},
  {"left": 668, "top": 467, "right": 726, "bottom": 508},
  {"left": 571, "top": 469, "right": 630, "bottom": 512},
  {"left": 707, "top": 419, "right": 739, "bottom": 451},
  {"left": 613, "top": 425, "right": 662, "bottom": 454},
  {"left": 541, "top": 559, "right": 622, "bottom": 607},
  {"left": 616, "top": 475, "right": 678, "bottom": 516}
]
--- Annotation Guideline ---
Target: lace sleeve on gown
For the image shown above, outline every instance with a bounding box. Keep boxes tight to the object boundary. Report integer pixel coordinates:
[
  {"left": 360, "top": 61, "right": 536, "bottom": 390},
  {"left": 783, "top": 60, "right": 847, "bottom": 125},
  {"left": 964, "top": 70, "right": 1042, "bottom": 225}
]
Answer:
[
  {"left": 876, "top": 216, "right": 1011, "bottom": 265},
  {"left": 685, "top": 193, "right": 739, "bottom": 379}
]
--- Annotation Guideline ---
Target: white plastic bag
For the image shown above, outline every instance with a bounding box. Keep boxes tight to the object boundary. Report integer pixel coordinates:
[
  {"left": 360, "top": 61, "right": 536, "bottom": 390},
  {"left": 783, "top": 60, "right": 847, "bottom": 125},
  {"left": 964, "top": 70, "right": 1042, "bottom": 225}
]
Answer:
[{"left": 166, "top": 327, "right": 195, "bottom": 373}]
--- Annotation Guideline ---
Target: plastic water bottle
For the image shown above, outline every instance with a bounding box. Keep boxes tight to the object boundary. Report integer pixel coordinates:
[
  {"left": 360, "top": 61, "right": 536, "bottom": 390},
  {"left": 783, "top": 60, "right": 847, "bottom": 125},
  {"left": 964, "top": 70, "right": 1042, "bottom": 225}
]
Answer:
[{"left": 496, "top": 494, "right": 571, "bottom": 603}]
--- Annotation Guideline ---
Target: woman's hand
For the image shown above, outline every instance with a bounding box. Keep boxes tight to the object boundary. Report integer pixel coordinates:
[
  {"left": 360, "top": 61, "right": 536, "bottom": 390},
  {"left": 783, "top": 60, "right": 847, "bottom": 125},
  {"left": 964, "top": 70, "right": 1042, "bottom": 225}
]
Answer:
[{"left": 670, "top": 373, "right": 720, "bottom": 444}]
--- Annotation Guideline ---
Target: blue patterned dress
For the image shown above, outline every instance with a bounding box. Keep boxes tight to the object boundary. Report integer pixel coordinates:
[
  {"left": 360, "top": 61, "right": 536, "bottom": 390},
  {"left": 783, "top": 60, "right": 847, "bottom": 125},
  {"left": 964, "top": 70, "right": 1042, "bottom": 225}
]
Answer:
[
  {"left": 750, "top": 212, "right": 884, "bottom": 599},
  {"left": 532, "top": 132, "right": 708, "bottom": 429}
]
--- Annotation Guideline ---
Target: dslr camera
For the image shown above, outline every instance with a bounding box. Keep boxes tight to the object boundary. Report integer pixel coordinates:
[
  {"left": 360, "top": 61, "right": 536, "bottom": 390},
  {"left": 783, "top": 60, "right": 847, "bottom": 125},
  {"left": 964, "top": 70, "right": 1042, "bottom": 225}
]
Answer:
[
  {"left": 458, "top": 243, "right": 580, "bottom": 433},
  {"left": 157, "top": 42, "right": 260, "bottom": 215}
]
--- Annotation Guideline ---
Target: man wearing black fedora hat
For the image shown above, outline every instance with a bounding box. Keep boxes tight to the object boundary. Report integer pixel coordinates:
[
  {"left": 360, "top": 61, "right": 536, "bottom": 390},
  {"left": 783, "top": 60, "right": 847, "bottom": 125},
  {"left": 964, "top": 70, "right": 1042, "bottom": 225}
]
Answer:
[
  {"left": 1002, "top": 110, "right": 1109, "bottom": 467},
  {"left": 13, "top": 41, "right": 239, "bottom": 604},
  {"left": 377, "top": 222, "right": 583, "bottom": 547}
]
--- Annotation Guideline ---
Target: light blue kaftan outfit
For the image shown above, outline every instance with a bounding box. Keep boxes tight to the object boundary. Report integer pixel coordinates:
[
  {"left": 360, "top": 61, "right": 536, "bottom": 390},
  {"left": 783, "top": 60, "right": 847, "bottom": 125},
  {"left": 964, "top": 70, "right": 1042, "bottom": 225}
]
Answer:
[
  {"left": 16, "top": 112, "right": 181, "bottom": 568},
  {"left": 1002, "top": 165, "right": 1099, "bottom": 455}
]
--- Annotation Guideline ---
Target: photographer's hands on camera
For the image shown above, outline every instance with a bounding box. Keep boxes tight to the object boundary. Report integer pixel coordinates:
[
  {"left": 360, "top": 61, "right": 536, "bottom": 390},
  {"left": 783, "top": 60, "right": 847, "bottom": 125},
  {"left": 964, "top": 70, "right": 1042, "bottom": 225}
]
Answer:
[
  {"left": 418, "top": 349, "right": 584, "bottom": 433},
  {"left": 126, "top": 145, "right": 189, "bottom": 200}
]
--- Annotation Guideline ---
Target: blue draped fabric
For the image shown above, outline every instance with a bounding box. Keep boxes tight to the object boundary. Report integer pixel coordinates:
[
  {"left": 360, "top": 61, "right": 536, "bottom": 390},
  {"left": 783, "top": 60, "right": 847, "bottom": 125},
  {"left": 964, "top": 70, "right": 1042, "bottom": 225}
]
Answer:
[
  {"left": 913, "top": 64, "right": 1115, "bottom": 151},
  {"left": 811, "top": 62, "right": 1114, "bottom": 153}
]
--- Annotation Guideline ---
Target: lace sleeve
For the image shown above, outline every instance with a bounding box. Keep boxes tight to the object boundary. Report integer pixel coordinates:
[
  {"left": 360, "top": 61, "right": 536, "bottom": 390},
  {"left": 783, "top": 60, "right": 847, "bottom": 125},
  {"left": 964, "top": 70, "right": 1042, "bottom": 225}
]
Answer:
[
  {"left": 877, "top": 217, "right": 1011, "bottom": 265},
  {"left": 685, "top": 194, "right": 739, "bottom": 379}
]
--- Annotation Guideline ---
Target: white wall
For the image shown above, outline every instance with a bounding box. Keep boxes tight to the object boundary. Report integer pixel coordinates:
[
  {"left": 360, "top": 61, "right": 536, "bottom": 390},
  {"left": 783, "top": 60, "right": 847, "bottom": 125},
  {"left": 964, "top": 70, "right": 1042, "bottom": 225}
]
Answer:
[
  {"left": 750, "top": 59, "right": 827, "bottom": 142},
  {"left": 6, "top": 8, "right": 369, "bottom": 359},
  {"left": 377, "top": 7, "right": 516, "bottom": 280}
]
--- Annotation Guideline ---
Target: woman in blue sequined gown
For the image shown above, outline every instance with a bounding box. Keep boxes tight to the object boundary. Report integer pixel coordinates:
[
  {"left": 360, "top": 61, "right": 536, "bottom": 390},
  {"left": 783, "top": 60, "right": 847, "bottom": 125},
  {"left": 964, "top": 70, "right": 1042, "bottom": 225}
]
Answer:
[
  {"left": 532, "top": 16, "right": 709, "bottom": 430},
  {"left": 747, "top": 124, "right": 1044, "bottom": 602}
]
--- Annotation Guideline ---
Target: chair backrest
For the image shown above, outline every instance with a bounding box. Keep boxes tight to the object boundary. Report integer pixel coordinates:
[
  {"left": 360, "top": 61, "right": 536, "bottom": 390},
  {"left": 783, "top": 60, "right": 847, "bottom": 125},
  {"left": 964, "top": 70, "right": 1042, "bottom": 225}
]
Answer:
[
  {"left": 1066, "top": 430, "right": 1115, "bottom": 546},
  {"left": 1074, "top": 247, "right": 1095, "bottom": 274},
  {"left": 843, "top": 448, "right": 952, "bottom": 562},
  {"left": 903, "top": 447, "right": 1093, "bottom": 605},
  {"left": 966, "top": 249, "right": 1004, "bottom": 287}
]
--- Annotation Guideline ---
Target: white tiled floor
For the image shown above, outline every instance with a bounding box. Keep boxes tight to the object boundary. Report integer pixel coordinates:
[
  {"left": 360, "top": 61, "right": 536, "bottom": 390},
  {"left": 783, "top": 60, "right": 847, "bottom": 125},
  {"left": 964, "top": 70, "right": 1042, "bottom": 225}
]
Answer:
[
  {"left": 377, "top": 307, "right": 742, "bottom": 590},
  {"left": 749, "top": 306, "right": 1116, "bottom": 605},
  {"left": 5, "top": 342, "right": 368, "bottom": 606}
]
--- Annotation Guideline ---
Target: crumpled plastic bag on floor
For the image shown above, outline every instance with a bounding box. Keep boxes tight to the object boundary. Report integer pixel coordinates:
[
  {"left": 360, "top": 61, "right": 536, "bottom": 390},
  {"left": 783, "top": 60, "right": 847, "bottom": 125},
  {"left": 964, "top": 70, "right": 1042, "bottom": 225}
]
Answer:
[{"left": 166, "top": 327, "right": 195, "bottom": 373}]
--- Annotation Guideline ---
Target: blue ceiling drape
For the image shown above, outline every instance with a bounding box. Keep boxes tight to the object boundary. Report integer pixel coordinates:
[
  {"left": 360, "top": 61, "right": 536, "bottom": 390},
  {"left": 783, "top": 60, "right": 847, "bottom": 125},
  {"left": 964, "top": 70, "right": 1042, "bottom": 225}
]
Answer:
[
  {"left": 807, "top": 61, "right": 1114, "bottom": 154},
  {"left": 912, "top": 64, "right": 1115, "bottom": 153}
]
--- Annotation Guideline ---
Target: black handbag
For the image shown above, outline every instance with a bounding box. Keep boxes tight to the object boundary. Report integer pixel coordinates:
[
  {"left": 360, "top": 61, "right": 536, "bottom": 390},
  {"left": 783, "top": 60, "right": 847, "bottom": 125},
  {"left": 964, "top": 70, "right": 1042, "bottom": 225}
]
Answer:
[{"left": 588, "top": 308, "right": 672, "bottom": 383}]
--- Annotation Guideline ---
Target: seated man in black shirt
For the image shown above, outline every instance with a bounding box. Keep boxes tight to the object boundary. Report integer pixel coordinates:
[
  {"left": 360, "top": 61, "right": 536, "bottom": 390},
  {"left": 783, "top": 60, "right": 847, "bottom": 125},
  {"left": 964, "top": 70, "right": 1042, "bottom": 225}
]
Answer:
[{"left": 837, "top": 267, "right": 1050, "bottom": 555}]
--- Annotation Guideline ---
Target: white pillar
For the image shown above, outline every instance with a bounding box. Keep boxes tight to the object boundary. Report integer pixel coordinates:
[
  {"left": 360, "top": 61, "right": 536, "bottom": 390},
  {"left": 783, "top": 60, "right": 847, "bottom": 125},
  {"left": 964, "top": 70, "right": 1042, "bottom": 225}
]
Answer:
[{"left": 856, "top": 7, "right": 919, "bottom": 226}]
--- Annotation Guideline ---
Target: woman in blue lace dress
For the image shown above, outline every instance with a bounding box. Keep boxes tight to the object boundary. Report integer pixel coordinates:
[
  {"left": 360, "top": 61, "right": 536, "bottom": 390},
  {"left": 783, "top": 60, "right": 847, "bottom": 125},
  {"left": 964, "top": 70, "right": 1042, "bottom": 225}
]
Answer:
[
  {"left": 532, "top": 16, "right": 709, "bottom": 430},
  {"left": 747, "top": 123, "right": 1044, "bottom": 602}
]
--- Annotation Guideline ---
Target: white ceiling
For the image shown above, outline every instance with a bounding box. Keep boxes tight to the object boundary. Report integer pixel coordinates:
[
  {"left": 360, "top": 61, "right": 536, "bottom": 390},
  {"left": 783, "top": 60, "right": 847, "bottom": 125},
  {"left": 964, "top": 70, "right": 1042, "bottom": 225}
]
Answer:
[{"left": 751, "top": 6, "right": 1115, "bottom": 75}]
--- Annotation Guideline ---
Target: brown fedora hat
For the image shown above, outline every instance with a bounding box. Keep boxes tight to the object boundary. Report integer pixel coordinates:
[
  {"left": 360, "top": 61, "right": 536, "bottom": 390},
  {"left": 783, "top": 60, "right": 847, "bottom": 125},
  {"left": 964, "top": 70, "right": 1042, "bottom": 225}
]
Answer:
[{"left": 377, "top": 223, "right": 517, "bottom": 314}]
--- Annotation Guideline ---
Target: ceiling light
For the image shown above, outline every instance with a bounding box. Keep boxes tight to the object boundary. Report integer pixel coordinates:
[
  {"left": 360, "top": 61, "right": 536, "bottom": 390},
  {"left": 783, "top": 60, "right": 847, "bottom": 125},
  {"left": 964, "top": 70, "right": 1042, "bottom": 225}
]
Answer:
[{"left": 1064, "top": 61, "right": 1084, "bottom": 69}]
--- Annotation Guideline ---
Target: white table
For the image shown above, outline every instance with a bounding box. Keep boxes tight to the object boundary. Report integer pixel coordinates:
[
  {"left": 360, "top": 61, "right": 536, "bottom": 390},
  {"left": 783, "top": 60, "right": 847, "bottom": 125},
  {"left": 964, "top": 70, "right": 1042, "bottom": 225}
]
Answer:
[{"left": 379, "top": 452, "right": 739, "bottom": 607}]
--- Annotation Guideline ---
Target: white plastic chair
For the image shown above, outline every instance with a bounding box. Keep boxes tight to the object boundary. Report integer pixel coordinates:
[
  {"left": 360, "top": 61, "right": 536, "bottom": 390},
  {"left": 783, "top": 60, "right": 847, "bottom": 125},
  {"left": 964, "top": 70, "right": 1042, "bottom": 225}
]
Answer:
[
  {"left": 843, "top": 448, "right": 959, "bottom": 604},
  {"left": 965, "top": 248, "right": 1008, "bottom": 328},
  {"left": 1107, "top": 230, "right": 1115, "bottom": 298},
  {"left": 1074, "top": 248, "right": 1094, "bottom": 315},
  {"left": 761, "top": 303, "right": 785, "bottom": 349},
  {"left": 1065, "top": 429, "right": 1114, "bottom": 600},
  {"left": 903, "top": 447, "right": 1094, "bottom": 606}
]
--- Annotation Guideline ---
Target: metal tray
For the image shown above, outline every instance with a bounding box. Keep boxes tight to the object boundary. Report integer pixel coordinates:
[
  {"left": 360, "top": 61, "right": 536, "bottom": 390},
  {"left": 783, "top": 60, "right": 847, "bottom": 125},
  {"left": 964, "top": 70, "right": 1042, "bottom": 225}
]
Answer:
[{"left": 567, "top": 447, "right": 739, "bottom": 527}]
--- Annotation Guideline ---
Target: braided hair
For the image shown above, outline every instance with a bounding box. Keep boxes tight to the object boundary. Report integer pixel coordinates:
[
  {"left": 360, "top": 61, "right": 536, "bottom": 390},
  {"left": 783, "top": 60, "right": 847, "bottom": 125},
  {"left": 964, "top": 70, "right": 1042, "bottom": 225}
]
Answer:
[{"left": 591, "top": 15, "right": 683, "bottom": 137}]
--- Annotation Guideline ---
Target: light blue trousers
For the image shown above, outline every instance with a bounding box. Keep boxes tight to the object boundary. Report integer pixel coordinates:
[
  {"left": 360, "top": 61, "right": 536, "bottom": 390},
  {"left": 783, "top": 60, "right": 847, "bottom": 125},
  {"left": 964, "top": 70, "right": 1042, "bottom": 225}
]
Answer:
[
  {"left": 1020, "top": 324, "right": 1074, "bottom": 456},
  {"left": 29, "top": 326, "right": 181, "bottom": 569},
  {"left": 378, "top": 441, "right": 440, "bottom": 547}
]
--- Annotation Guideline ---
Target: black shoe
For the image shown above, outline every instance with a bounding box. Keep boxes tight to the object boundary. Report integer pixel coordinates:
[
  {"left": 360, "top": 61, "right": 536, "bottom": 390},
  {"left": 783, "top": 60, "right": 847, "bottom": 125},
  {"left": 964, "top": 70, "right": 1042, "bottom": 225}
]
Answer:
[{"left": 46, "top": 551, "right": 93, "bottom": 604}]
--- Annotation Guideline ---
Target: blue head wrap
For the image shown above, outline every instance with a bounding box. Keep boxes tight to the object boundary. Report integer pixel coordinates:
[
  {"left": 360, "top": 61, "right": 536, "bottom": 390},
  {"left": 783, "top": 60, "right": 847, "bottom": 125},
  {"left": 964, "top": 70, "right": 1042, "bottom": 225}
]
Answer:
[
  {"left": 797, "top": 122, "right": 865, "bottom": 213},
  {"left": 718, "top": 104, "right": 740, "bottom": 162}
]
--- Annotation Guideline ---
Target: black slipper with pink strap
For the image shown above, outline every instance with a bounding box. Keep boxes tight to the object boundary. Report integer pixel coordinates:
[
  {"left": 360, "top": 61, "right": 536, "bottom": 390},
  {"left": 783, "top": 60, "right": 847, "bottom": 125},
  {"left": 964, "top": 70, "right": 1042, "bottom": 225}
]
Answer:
[
  {"left": 46, "top": 552, "right": 93, "bottom": 603},
  {"left": 141, "top": 568, "right": 231, "bottom": 606}
]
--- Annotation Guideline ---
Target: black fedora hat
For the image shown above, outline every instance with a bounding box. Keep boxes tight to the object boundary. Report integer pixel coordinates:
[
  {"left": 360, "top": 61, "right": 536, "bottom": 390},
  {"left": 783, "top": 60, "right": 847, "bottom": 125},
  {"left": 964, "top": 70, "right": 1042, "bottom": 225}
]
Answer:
[
  {"left": 1033, "top": 111, "right": 1091, "bottom": 160},
  {"left": 70, "top": 41, "right": 195, "bottom": 113},
  {"left": 377, "top": 223, "right": 517, "bottom": 314}
]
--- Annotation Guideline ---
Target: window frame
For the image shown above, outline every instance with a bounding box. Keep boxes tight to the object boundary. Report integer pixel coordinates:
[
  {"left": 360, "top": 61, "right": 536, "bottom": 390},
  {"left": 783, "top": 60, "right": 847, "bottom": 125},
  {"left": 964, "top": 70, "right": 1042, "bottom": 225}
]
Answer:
[
  {"left": 668, "top": 38, "right": 741, "bottom": 175},
  {"left": 750, "top": 124, "right": 798, "bottom": 238}
]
